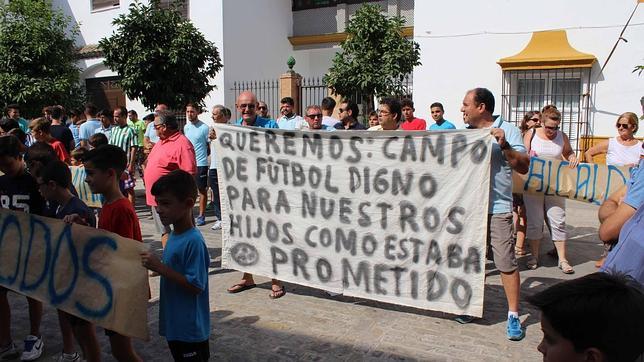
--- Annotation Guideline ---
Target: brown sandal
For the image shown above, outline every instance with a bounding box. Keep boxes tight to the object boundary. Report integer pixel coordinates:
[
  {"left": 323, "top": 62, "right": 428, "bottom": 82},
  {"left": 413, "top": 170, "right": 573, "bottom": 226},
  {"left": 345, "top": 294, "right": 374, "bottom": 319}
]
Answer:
[
  {"left": 269, "top": 286, "right": 286, "bottom": 299},
  {"left": 227, "top": 283, "right": 256, "bottom": 294}
]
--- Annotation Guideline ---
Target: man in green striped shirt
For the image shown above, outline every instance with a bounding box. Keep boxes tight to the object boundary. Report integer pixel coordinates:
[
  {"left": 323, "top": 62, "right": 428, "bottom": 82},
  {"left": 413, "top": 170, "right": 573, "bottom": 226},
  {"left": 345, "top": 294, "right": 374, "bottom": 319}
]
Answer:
[{"left": 111, "top": 106, "right": 138, "bottom": 205}]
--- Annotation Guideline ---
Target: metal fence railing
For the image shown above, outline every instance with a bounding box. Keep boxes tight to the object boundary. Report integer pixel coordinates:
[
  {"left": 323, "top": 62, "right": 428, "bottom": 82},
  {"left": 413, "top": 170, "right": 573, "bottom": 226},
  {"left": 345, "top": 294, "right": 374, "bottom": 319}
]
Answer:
[
  {"left": 299, "top": 77, "right": 328, "bottom": 115},
  {"left": 501, "top": 68, "right": 591, "bottom": 154}
]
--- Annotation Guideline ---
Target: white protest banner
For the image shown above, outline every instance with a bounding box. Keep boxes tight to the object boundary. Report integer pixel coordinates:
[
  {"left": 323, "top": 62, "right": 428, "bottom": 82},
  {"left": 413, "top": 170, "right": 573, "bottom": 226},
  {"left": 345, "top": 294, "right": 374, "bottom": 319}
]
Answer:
[
  {"left": 513, "top": 157, "right": 631, "bottom": 205},
  {"left": 70, "top": 166, "right": 102, "bottom": 208},
  {"left": 215, "top": 124, "right": 492, "bottom": 317},
  {"left": 0, "top": 209, "right": 149, "bottom": 340}
]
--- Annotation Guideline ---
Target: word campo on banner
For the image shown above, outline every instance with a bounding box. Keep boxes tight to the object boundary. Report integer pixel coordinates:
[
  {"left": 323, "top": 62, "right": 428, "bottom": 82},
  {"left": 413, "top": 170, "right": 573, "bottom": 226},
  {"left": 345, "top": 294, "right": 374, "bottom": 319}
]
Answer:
[
  {"left": 514, "top": 157, "right": 631, "bottom": 204},
  {"left": 0, "top": 209, "right": 149, "bottom": 340},
  {"left": 215, "top": 124, "right": 493, "bottom": 317}
]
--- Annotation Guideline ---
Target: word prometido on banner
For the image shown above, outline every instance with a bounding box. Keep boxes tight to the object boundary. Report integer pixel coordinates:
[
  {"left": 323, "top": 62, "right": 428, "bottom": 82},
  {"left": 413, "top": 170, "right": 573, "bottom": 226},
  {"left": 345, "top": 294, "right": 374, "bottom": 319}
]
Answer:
[
  {"left": 0, "top": 209, "right": 149, "bottom": 340},
  {"left": 215, "top": 125, "right": 493, "bottom": 317}
]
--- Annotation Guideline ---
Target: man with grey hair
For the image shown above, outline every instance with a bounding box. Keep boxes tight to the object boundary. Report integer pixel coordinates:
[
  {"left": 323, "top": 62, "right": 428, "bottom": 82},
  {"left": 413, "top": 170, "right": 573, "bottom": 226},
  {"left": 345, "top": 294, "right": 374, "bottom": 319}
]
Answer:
[
  {"left": 144, "top": 110, "right": 197, "bottom": 248},
  {"left": 208, "top": 105, "right": 228, "bottom": 230},
  {"left": 304, "top": 105, "right": 335, "bottom": 131}
]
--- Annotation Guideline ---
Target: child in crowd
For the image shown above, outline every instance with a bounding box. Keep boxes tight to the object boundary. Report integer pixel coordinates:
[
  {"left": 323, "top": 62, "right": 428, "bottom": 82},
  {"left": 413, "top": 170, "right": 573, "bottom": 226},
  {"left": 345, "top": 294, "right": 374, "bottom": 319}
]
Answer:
[
  {"left": 88, "top": 133, "right": 108, "bottom": 149},
  {"left": 70, "top": 147, "right": 87, "bottom": 166},
  {"left": 0, "top": 135, "right": 46, "bottom": 361},
  {"left": 29, "top": 117, "right": 70, "bottom": 164},
  {"left": 527, "top": 272, "right": 643, "bottom": 361},
  {"left": 140, "top": 170, "right": 211, "bottom": 362},
  {"left": 79, "top": 145, "right": 143, "bottom": 362},
  {"left": 38, "top": 160, "right": 100, "bottom": 362}
]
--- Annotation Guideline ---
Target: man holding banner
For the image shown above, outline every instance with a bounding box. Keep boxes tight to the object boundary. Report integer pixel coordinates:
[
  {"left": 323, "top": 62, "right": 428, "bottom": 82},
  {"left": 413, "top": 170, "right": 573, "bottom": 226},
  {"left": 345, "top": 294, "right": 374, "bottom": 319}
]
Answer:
[
  {"left": 461, "top": 88, "right": 530, "bottom": 341},
  {"left": 226, "top": 91, "right": 285, "bottom": 299}
]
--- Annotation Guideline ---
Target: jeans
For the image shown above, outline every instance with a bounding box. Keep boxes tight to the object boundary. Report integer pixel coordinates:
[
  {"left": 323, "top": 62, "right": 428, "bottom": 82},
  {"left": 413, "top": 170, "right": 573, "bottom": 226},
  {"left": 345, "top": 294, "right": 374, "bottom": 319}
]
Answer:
[{"left": 208, "top": 168, "right": 221, "bottom": 220}]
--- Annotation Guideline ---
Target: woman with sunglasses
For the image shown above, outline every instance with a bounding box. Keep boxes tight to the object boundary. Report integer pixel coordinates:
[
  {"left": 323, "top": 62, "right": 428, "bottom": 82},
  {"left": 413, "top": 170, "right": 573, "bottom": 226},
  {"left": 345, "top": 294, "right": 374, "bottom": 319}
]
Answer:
[
  {"left": 583, "top": 112, "right": 641, "bottom": 268},
  {"left": 523, "top": 106, "right": 578, "bottom": 273},
  {"left": 584, "top": 112, "right": 641, "bottom": 167}
]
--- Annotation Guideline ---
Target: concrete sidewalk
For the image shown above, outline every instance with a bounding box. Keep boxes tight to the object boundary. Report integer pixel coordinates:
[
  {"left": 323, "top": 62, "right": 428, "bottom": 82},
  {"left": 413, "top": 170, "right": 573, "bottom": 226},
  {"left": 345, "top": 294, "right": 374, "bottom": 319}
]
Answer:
[{"left": 6, "top": 191, "right": 604, "bottom": 361}]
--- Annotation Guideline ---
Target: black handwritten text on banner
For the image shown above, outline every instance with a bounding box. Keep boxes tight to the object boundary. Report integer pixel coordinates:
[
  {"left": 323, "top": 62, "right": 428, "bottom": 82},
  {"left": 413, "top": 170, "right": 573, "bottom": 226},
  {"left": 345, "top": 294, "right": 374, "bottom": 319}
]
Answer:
[
  {"left": 215, "top": 125, "right": 493, "bottom": 317},
  {"left": 0, "top": 209, "right": 149, "bottom": 340}
]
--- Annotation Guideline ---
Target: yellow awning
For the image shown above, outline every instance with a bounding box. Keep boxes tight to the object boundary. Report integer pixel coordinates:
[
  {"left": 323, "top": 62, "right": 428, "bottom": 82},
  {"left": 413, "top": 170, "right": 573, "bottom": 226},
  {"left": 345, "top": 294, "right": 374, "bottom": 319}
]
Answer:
[{"left": 498, "top": 30, "right": 596, "bottom": 70}]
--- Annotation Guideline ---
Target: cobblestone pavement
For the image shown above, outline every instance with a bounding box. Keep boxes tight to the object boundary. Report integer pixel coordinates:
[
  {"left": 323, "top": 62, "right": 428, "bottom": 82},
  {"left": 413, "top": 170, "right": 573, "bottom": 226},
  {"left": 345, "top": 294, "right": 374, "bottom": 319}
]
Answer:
[{"left": 6, "top": 188, "right": 604, "bottom": 361}]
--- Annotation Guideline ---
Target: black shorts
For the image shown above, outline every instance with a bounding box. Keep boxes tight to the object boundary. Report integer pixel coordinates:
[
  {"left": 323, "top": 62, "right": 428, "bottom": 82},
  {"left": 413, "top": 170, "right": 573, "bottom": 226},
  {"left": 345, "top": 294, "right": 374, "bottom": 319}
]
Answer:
[
  {"left": 195, "top": 166, "right": 208, "bottom": 190},
  {"left": 168, "top": 340, "right": 210, "bottom": 362}
]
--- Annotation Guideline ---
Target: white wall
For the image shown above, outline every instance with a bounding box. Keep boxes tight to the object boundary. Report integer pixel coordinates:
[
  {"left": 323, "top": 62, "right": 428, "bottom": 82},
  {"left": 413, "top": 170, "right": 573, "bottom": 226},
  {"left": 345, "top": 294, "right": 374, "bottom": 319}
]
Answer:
[
  {"left": 413, "top": 0, "right": 644, "bottom": 136},
  {"left": 221, "top": 0, "right": 293, "bottom": 115},
  {"left": 53, "top": 0, "right": 136, "bottom": 47}
]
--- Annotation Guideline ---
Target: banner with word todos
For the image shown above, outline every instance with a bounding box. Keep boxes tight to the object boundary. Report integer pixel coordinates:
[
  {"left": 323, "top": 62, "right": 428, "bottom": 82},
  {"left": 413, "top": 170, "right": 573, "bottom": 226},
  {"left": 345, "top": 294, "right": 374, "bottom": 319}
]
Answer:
[
  {"left": 215, "top": 124, "right": 492, "bottom": 317},
  {"left": 513, "top": 157, "right": 631, "bottom": 204},
  {"left": 0, "top": 209, "right": 149, "bottom": 340}
]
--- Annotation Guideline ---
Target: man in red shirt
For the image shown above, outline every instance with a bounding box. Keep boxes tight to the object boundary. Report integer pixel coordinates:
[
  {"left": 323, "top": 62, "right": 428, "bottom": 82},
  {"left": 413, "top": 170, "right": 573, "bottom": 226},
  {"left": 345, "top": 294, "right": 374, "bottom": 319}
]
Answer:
[
  {"left": 400, "top": 99, "right": 427, "bottom": 131},
  {"left": 77, "top": 144, "right": 144, "bottom": 362},
  {"left": 143, "top": 110, "right": 197, "bottom": 248}
]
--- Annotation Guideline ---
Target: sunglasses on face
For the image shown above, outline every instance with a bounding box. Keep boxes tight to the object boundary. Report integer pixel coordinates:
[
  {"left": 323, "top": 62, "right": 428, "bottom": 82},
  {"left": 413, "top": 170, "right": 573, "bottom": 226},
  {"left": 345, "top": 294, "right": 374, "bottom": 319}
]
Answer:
[
  {"left": 544, "top": 125, "right": 559, "bottom": 130},
  {"left": 617, "top": 123, "right": 631, "bottom": 129},
  {"left": 306, "top": 114, "right": 323, "bottom": 119},
  {"left": 258, "top": 106, "right": 267, "bottom": 111},
  {"left": 530, "top": 118, "right": 540, "bottom": 122},
  {"left": 239, "top": 104, "right": 256, "bottom": 109},
  {"left": 153, "top": 123, "right": 165, "bottom": 130}
]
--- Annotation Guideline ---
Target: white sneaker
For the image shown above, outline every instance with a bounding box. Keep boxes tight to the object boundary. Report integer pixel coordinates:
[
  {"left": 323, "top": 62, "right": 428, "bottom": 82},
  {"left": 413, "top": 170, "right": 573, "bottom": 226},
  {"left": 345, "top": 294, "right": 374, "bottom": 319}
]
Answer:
[
  {"left": 20, "top": 335, "right": 43, "bottom": 361},
  {"left": 211, "top": 220, "right": 222, "bottom": 230},
  {"left": 0, "top": 342, "right": 19, "bottom": 360},
  {"left": 57, "top": 352, "right": 80, "bottom": 362}
]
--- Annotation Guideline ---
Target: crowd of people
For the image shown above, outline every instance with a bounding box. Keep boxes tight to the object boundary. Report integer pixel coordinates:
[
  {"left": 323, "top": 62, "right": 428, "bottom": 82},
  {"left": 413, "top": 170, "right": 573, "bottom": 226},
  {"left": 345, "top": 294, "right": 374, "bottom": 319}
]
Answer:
[{"left": 0, "top": 88, "right": 642, "bottom": 361}]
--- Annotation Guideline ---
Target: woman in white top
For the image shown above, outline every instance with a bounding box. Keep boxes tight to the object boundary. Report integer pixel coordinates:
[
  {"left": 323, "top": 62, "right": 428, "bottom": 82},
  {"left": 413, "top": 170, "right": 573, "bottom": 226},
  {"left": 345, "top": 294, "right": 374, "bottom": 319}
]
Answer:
[
  {"left": 523, "top": 107, "right": 579, "bottom": 274},
  {"left": 584, "top": 112, "right": 641, "bottom": 166},
  {"left": 583, "top": 112, "right": 641, "bottom": 268}
]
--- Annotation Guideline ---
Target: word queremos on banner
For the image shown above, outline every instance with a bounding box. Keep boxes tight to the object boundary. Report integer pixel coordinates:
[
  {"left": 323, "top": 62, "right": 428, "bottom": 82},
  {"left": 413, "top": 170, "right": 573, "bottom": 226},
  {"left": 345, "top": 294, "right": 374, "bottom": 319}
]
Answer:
[{"left": 215, "top": 124, "right": 493, "bottom": 317}]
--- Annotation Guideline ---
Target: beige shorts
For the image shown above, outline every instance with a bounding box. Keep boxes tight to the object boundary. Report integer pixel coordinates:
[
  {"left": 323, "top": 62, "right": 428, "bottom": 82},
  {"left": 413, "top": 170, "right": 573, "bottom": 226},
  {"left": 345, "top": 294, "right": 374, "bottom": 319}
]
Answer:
[{"left": 487, "top": 213, "right": 518, "bottom": 273}]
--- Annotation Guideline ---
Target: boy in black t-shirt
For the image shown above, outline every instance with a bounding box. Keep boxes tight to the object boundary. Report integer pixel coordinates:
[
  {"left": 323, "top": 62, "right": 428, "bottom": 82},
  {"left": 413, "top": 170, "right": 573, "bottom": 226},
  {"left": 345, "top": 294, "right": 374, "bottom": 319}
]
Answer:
[
  {"left": 0, "top": 135, "right": 46, "bottom": 361},
  {"left": 38, "top": 160, "right": 100, "bottom": 362}
]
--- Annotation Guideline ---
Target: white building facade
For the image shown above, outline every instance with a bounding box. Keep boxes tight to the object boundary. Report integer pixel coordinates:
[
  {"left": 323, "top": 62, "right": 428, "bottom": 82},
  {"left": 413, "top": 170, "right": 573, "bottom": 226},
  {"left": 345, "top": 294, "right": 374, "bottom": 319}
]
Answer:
[{"left": 56, "top": 0, "right": 642, "bottom": 150}]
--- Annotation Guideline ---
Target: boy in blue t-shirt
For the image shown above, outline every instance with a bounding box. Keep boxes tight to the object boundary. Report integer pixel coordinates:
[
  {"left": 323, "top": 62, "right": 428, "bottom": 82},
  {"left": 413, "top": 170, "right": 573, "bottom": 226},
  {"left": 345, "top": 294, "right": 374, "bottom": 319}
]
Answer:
[{"left": 140, "top": 170, "right": 210, "bottom": 361}]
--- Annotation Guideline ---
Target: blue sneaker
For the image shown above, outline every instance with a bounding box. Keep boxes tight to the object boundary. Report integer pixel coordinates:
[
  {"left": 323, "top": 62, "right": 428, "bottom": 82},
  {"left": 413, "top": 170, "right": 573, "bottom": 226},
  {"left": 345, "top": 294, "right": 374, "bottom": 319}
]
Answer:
[
  {"left": 506, "top": 315, "right": 525, "bottom": 341},
  {"left": 195, "top": 215, "right": 206, "bottom": 226}
]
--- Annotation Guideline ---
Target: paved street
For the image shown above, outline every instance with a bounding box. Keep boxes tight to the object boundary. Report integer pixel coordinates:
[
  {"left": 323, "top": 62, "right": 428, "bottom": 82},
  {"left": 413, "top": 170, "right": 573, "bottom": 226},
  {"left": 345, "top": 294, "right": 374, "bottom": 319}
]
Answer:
[{"left": 6, "top": 187, "right": 605, "bottom": 361}]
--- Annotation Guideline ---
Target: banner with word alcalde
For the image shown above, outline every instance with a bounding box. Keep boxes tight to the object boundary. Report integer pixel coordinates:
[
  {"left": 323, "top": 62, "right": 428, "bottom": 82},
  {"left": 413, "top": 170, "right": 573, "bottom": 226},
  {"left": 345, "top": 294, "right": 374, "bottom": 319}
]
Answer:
[
  {"left": 215, "top": 124, "right": 492, "bottom": 317},
  {"left": 70, "top": 166, "right": 102, "bottom": 208},
  {"left": 513, "top": 157, "right": 631, "bottom": 204},
  {"left": 0, "top": 209, "right": 149, "bottom": 340}
]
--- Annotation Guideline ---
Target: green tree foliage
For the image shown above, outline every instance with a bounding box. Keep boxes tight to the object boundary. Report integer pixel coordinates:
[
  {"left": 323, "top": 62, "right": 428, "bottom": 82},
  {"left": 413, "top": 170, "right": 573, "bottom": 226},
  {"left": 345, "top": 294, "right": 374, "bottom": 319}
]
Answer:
[
  {"left": 634, "top": 65, "right": 643, "bottom": 76},
  {"left": 324, "top": 4, "right": 421, "bottom": 114},
  {"left": 99, "top": 0, "right": 223, "bottom": 110},
  {"left": 0, "top": 0, "right": 84, "bottom": 118}
]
